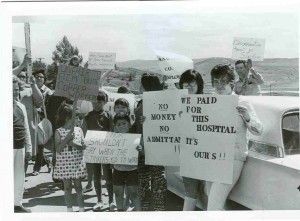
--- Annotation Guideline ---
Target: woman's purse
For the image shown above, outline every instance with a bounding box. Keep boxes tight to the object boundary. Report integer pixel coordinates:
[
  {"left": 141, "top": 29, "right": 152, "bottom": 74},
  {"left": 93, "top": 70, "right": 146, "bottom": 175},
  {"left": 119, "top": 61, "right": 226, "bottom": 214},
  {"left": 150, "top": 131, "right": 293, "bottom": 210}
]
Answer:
[{"left": 37, "top": 102, "right": 53, "bottom": 145}]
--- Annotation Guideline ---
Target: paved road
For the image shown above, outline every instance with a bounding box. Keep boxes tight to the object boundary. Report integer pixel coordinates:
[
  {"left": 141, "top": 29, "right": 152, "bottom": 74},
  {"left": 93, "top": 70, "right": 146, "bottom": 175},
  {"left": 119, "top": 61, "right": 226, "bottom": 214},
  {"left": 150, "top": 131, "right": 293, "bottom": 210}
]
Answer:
[
  {"left": 22, "top": 149, "right": 248, "bottom": 213},
  {"left": 22, "top": 151, "right": 184, "bottom": 212}
]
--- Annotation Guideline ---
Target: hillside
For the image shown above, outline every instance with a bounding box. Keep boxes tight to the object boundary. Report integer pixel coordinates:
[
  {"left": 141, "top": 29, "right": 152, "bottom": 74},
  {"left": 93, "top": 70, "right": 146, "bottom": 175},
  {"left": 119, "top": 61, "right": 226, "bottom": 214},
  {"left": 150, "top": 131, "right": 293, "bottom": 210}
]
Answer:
[{"left": 108, "top": 58, "right": 299, "bottom": 94}]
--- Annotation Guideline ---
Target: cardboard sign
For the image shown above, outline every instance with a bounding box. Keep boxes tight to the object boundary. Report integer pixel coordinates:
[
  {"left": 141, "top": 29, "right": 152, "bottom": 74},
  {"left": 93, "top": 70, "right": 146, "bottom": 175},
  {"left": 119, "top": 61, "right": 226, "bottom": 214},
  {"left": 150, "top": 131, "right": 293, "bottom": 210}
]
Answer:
[
  {"left": 232, "top": 37, "right": 266, "bottom": 61},
  {"left": 88, "top": 52, "right": 116, "bottom": 70},
  {"left": 83, "top": 131, "right": 141, "bottom": 165},
  {"left": 154, "top": 50, "right": 194, "bottom": 83},
  {"left": 104, "top": 92, "right": 135, "bottom": 116},
  {"left": 24, "top": 23, "right": 32, "bottom": 77},
  {"left": 54, "top": 64, "right": 102, "bottom": 102},
  {"left": 12, "top": 46, "right": 26, "bottom": 67},
  {"left": 143, "top": 89, "right": 188, "bottom": 166},
  {"left": 180, "top": 95, "right": 239, "bottom": 184}
]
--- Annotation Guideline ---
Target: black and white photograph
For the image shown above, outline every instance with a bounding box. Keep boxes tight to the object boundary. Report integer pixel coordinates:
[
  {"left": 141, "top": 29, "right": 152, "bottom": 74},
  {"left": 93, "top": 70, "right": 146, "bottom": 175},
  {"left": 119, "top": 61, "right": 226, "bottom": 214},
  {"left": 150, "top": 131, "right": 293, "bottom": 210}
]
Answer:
[{"left": 1, "top": 0, "right": 300, "bottom": 220}]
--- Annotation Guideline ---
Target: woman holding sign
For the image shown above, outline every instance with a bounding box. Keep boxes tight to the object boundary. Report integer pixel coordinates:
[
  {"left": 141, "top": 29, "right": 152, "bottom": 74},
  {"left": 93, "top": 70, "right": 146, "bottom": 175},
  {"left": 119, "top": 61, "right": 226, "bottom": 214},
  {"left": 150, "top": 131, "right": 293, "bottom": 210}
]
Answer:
[
  {"left": 206, "top": 63, "right": 263, "bottom": 210},
  {"left": 134, "top": 73, "right": 167, "bottom": 211},
  {"left": 178, "top": 69, "right": 205, "bottom": 211}
]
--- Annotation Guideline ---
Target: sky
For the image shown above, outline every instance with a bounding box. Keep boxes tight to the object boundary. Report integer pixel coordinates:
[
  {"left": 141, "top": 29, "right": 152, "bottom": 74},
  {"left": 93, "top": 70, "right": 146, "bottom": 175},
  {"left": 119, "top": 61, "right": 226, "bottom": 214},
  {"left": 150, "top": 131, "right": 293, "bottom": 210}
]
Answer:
[{"left": 12, "top": 13, "right": 298, "bottom": 65}]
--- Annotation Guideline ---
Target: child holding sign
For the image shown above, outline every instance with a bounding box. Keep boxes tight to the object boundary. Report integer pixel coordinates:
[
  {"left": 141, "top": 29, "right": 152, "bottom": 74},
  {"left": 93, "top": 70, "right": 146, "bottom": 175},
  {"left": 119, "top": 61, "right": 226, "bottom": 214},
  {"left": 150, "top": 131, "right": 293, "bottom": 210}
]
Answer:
[
  {"left": 114, "top": 98, "right": 132, "bottom": 209},
  {"left": 82, "top": 91, "right": 116, "bottom": 211},
  {"left": 207, "top": 63, "right": 263, "bottom": 210},
  {"left": 112, "top": 114, "right": 141, "bottom": 211},
  {"left": 53, "top": 101, "right": 87, "bottom": 212},
  {"left": 178, "top": 69, "right": 205, "bottom": 211}
]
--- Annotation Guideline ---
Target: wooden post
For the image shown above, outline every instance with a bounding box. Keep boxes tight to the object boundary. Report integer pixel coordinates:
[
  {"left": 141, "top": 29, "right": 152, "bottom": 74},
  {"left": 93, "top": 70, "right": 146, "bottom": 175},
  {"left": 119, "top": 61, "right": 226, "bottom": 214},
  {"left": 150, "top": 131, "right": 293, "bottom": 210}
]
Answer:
[{"left": 24, "top": 23, "right": 32, "bottom": 79}]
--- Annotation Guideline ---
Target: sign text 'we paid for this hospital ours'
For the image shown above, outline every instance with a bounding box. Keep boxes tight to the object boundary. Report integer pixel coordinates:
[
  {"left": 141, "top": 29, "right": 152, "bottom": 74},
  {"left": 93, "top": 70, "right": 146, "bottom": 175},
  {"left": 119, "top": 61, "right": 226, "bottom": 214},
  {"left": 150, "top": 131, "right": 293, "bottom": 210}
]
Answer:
[
  {"left": 83, "top": 131, "right": 141, "bottom": 165},
  {"left": 54, "top": 64, "right": 102, "bottom": 102},
  {"left": 180, "top": 95, "right": 239, "bottom": 185}
]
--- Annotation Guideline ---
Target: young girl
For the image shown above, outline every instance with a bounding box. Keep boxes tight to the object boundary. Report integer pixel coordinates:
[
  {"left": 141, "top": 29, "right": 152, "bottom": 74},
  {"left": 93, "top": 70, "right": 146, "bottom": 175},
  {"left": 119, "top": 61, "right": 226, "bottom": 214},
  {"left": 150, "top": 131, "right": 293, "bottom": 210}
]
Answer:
[
  {"left": 53, "top": 101, "right": 87, "bottom": 212},
  {"left": 179, "top": 69, "right": 205, "bottom": 211},
  {"left": 114, "top": 98, "right": 132, "bottom": 210},
  {"left": 112, "top": 114, "right": 141, "bottom": 211}
]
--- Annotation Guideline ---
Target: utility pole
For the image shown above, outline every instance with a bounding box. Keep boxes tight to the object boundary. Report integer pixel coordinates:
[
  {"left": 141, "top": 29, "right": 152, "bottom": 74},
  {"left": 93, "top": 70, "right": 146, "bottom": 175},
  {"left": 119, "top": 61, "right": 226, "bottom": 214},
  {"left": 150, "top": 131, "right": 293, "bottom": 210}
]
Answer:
[{"left": 36, "top": 57, "right": 45, "bottom": 63}]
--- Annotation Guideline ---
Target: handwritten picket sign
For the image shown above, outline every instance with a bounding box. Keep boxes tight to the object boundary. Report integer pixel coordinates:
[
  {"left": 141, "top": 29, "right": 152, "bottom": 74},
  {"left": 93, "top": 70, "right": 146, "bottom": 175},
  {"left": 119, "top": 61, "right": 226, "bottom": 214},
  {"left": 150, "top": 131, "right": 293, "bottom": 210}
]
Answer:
[
  {"left": 83, "top": 131, "right": 141, "bottom": 165},
  {"left": 24, "top": 23, "right": 32, "bottom": 77},
  {"left": 232, "top": 37, "right": 266, "bottom": 61},
  {"left": 54, "top": 64, "right": 102, "bottom": 102},
  {"left": 143, "top": 89, "right": 188, "bottom": 166},
  {"left": 88, "top": 52, "right": 116, "bottom": 70},
  {"left": 154, "top": 50, "right": 194, "bottom": 83},
  {"left": 180, "top": 94, "right": 239, "bottom": 184}
]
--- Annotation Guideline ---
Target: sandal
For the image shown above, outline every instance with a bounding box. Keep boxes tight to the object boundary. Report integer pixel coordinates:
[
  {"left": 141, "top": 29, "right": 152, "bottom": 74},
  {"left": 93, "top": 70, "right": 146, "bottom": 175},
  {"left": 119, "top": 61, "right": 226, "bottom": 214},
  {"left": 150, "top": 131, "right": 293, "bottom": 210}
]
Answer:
[{"left": 32, "top": 171, "right": 39, "bottom": 176}]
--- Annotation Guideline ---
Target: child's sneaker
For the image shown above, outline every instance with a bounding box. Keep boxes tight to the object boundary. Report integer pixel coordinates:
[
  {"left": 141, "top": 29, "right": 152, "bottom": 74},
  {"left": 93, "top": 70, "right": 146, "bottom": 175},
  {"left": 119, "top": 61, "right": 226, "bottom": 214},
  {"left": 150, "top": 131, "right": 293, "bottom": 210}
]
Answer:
[
  {"left": 82, "top": 186, "right": 93, "bottom": 194},
  {"left": 109, "top": 202, "right": 117, "bottom": 212},
  {"left": 93, "top": 201, "right": 104, "bottom": 211}
]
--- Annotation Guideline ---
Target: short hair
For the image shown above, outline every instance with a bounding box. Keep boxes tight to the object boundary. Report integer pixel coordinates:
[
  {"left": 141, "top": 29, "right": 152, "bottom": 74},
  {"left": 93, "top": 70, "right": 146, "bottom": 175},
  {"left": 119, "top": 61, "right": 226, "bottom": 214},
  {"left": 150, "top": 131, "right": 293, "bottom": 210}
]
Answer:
[
  {"left": 97, "top": 90, "right": 108, "bottom": 102},
  {"left": 210, "top": 63, "right": 235, "bottom": 88},
  {"left": 117, "top": 86, "right": 130, "bottom": 94},
  {"left": 68, "top": 55, "right": 80, "bottom": 67},
  {"left": 12, "top": 75, "right": 24, "bottom": 91},
  {"left": 141, "top": 73, "right": 163, "bottom": 91},
  {"left": 114, "top": 98, "right": 130, "bottom": 115},
  {"left": 179, "top": 69, "right": 204, "bottom": 94},
  {"left": 235, "top": 60, "right": 247, "bottom": 68},
  {"left": 32, "top": 69, "right": 47, "bottom": 81},
  {"left": 17, "top": 71, "right": 26, "bottom": 78},
  {"left": 56, "top": 101, "right": 74, "bottom": 128},
  {"left": 113, "top": 113, "right": 131, "bottom": 125}
]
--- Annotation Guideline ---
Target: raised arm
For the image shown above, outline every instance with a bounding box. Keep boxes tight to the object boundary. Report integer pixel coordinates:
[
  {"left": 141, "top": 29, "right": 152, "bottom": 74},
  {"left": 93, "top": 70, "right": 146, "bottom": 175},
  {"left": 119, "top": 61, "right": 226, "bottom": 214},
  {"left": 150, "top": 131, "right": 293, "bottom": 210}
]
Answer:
[
  {"left": 247, "top": 59, "right": 264, "bottom": 85},
  {"left": 13, "top": 54, "right": 32, "bottom": 76},
  {"left": 99, "top": 69, "right": 113, "bottom": 89},
  {"left": 237, "top": 99, "right": 263, "bottom": 136},
  {"left": 28, "top": 75, "right": 43, "bottom": 108}
]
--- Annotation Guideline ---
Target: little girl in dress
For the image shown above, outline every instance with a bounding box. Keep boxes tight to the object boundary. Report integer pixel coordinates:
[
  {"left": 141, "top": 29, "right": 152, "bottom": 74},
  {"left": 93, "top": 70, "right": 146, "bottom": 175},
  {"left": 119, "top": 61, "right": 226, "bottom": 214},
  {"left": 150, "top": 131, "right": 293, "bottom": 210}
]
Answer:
[{"left": 53, "top": 101, "right": 87, "bottom": 212}]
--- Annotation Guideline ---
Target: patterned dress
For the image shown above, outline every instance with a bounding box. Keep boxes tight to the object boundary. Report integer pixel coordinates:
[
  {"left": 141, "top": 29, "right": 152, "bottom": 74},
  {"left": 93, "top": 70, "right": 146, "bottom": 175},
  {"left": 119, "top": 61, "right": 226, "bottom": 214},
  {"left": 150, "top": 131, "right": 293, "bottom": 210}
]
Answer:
[{"left": 53, "top": 127, "right": 87, "bottom": 180}]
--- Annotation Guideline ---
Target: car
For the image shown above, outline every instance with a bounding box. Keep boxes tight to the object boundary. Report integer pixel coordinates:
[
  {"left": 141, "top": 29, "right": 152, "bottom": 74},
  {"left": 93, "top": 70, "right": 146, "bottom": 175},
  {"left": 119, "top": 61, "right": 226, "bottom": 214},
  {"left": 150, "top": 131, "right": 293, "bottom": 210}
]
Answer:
[{"left": 165, "top": 96, "right": 300, "bottom": 210}]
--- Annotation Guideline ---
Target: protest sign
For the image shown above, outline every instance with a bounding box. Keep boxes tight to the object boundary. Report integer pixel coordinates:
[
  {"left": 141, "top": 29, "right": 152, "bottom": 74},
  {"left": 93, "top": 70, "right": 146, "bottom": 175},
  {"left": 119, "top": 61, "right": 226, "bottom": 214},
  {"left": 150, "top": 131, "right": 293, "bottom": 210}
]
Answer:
[
  {"left": 232, "top": 37, "right": 266, "bottom": 61},
  {"left": 24, "top": 23, "right": 32, "bottom": 77},
  {"left": 54, "top": 64, "right": 102, "bottom": 102},
  {"left": 88, "top": 52, "right": 116, "bottom": 70},
  {"left": 104, "top": 92, "right": 135, "bottom": 116},
  {"left": 180, "top": 94, "right": 239, "bottom": 184},
  {"left": 143, "top": 89, "right": 188, "bottom": 166},
  {"left": 12, "top": 46, "right": 26, "bottom": 67},
  {"left": 84, "top": 131, "right": 141, "bottom": 165},
  {"left": 154, "top": 50, "right": 194, "bottom": 83}
]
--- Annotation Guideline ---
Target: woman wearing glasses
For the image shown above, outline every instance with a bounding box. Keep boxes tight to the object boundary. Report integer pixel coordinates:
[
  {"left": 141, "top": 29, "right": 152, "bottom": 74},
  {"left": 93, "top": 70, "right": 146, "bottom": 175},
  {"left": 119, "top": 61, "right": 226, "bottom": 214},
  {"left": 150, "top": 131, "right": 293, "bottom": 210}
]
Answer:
[{"left": 178, "top": 69, "right": 205, "bottom": 211}]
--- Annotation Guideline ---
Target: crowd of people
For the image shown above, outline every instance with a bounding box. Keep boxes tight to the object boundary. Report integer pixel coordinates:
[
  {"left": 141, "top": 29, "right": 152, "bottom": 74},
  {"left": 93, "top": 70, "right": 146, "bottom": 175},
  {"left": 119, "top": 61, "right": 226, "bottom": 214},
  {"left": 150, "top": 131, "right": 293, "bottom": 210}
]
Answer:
[{"left": 13, "top": 53, "right": 264, "bottom": 213}]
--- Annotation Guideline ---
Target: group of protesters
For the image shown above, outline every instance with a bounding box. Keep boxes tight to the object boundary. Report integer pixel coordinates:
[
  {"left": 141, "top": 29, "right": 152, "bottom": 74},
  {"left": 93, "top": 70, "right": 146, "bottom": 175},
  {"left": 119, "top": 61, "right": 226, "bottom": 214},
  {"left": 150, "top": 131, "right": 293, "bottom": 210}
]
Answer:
[{"left": 13, "top": 52, "right": 265, "bottom": 213}]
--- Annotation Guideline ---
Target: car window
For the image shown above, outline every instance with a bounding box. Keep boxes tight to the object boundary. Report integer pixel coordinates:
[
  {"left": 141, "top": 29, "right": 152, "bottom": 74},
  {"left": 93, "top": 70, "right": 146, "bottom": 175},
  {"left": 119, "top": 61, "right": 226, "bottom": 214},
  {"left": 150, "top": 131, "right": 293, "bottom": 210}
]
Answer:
[
  {"left": 282, "top": 112, "right": 299, "bottom": 155},
  {"left": 248, "top": 140, "right": 279, "bottom": 157}
]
